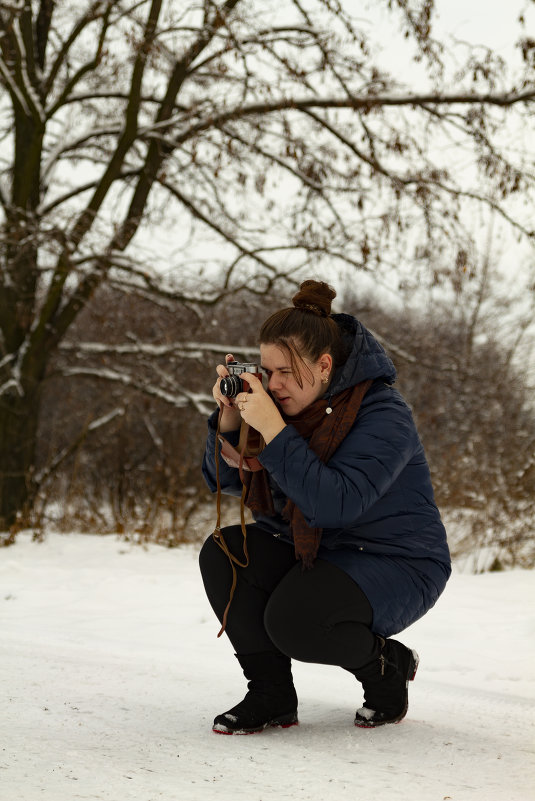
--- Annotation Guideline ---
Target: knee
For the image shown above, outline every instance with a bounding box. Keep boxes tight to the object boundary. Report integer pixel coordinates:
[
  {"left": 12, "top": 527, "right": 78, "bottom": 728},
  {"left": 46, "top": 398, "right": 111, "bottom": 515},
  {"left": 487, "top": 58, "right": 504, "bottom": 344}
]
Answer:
[
  {"left": 199, "top": 533, "right": 215, "bottom": 567},
  {"left": 198, "top": 525, "right": 247, "bottom": 580},
  {"left": 199, "top": 533, "right": 227, "bottom": 580}
]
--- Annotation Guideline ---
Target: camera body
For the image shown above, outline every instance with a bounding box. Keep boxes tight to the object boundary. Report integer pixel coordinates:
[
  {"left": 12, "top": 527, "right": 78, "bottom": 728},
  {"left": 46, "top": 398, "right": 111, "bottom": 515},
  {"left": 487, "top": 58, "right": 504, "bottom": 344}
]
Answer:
[{"left": 220, "top": 361, "right": 264, "bottom": 398}]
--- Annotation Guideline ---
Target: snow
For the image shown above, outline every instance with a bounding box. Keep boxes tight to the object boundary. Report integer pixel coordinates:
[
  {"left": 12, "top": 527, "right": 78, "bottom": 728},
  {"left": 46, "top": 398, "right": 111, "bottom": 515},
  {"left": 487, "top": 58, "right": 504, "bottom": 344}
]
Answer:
[
  {"left": 1, "top": 532, "right": 534, "bottom": 801},
  {"left": 355, "top": 706, "right": 375, "bottom": 721}
]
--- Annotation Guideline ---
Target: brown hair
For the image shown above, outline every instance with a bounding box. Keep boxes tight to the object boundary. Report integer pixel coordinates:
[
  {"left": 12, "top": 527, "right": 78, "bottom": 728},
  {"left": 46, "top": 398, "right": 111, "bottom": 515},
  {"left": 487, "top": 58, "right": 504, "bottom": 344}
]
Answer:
[{"left": 259, "top": 280, "right": 348, "bottom": 387}]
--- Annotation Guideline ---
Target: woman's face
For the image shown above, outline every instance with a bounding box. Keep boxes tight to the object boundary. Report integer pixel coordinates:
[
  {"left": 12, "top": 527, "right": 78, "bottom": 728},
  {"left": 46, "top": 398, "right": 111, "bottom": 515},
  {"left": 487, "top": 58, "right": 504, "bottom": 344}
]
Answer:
[{"left": 260, "top": 343, "right": 332, "bottom": 416}]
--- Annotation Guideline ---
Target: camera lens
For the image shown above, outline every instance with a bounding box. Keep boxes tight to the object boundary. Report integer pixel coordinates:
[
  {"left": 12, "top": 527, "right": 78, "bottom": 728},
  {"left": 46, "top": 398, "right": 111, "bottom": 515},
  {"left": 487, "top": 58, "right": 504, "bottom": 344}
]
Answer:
[{"left": 220, "top": 375, "right": 243, "bottom": 397}]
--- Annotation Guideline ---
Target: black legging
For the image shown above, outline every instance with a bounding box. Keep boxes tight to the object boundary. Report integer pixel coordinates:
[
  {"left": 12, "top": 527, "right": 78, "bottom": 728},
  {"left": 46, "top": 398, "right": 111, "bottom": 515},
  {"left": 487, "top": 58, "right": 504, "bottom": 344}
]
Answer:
[{"left": 199, "top": 524, "right": 379, "bottom": 671}]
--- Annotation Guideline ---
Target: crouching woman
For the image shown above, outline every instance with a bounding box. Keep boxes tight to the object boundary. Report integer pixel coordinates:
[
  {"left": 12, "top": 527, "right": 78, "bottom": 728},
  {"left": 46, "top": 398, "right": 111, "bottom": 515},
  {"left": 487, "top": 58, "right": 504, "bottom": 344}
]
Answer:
[{"left": 199, "top": 279, "right": 451, "bottom": 734}]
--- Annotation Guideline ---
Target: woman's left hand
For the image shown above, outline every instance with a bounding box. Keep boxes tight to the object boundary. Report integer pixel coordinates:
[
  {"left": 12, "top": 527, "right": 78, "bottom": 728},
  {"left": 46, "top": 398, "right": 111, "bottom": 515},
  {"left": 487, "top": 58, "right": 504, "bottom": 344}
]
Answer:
[{"left": 235, "top": 373, "right": 286, "bottom": 445}]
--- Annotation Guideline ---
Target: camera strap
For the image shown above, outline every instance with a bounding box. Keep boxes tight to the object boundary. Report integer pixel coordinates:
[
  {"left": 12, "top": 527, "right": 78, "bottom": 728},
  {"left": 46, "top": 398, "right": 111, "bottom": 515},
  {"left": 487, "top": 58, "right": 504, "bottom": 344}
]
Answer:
[{"left": 212, "top": 411, "right": 266, "bottom": 637}]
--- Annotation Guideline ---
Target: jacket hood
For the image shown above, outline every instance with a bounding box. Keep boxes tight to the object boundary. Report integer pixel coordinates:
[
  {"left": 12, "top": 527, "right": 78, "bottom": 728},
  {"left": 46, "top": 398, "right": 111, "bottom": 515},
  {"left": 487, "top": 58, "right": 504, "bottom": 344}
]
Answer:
[{"left": 328, "top": 313, "right": 396, "bottom": 392}]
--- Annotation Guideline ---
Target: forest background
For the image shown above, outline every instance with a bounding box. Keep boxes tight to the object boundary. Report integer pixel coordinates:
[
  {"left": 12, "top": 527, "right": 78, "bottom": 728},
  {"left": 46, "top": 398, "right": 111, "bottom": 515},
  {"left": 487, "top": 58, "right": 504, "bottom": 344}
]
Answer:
[{"left": 0, "top": 0, "right": 534, "bottom": 569}]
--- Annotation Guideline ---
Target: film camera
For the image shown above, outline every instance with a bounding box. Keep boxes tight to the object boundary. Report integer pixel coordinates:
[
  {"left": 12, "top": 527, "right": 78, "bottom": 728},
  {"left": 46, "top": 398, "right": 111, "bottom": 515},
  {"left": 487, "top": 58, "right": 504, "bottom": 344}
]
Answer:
[{"left": 219, "top": 361, "right": 265, "bottom": 398}]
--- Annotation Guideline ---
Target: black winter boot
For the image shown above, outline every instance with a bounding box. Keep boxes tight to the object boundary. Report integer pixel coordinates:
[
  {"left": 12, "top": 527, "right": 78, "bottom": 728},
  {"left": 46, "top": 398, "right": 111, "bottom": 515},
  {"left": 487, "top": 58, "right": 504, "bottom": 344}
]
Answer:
[
  {"left": 212, "top": 651, "right": 299, "bottom": 735},
  {"left": 353, "top": 637, "right": 419, "bottom": 728}
]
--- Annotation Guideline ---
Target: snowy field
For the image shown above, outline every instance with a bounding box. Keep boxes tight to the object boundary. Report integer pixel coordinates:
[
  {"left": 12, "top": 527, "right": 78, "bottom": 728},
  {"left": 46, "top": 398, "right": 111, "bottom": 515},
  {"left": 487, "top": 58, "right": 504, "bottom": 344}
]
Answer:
[{"left": 1, "top": 531, "right": 534, "bottom": 801}]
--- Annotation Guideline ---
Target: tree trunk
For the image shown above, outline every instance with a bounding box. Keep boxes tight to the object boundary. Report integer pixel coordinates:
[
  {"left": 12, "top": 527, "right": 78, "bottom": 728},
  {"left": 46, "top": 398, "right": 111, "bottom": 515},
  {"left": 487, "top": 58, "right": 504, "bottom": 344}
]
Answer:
[{"left": 0, "top": 384, "right": 42, "bottom": 530}]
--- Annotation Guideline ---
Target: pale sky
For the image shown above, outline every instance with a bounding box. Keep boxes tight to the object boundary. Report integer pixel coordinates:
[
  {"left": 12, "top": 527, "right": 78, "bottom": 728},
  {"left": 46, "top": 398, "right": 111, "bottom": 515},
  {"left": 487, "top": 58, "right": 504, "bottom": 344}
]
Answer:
[{"left": 433, "top": 0, "right": 533, "bottom": 53}]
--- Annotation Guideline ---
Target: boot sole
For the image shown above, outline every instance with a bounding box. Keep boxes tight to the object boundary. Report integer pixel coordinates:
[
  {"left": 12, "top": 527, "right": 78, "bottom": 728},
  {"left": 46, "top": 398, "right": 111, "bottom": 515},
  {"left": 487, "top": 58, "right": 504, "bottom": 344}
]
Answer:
[
  {"left": 212, "top": 711, "right": 299, "bottom": 735},
  {"left": 355, "top": 649, "right": 419, "bottom": 729}
]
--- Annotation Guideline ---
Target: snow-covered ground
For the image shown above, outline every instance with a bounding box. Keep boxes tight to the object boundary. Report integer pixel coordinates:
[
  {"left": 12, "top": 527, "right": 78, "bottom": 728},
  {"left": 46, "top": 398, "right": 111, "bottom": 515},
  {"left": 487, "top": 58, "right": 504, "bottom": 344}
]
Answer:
[{"left": 1, "top": 532, "right": 534, "bottom": 801}]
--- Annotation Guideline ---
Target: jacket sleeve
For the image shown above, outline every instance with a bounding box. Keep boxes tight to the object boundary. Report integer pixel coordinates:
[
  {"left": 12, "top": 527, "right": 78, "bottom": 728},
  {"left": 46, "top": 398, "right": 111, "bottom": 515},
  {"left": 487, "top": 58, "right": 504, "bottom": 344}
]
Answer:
[
  {"left": 258, "top": 392, "right": 420, "bottom": 529},
  {"left": 201, "top": 410, "right": 244, "bottom": 498}
]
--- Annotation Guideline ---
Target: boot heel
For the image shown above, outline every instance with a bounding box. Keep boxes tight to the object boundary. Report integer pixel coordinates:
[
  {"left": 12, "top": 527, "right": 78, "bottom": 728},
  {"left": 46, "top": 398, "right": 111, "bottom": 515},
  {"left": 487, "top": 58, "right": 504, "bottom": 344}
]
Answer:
[
  {"left": 271, "top": 711, "right": 299, "bottom": 728},
  {"left": 409, "top": 650, "right": 420, "bottom": 682}
]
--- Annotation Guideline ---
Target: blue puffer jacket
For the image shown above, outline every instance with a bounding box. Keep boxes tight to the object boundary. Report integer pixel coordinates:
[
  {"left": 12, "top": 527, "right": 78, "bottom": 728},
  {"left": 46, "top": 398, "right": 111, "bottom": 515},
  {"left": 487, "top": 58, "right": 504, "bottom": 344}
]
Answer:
[{"left": 202, "top": 314, "right": 451, "bottom": 637}]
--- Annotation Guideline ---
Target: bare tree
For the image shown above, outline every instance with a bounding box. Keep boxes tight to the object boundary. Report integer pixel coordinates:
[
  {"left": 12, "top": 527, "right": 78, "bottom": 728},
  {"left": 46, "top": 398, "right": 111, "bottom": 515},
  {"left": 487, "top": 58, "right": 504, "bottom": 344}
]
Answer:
[{"left": 0, "top": 0, "right": 534, "bottom": 527}]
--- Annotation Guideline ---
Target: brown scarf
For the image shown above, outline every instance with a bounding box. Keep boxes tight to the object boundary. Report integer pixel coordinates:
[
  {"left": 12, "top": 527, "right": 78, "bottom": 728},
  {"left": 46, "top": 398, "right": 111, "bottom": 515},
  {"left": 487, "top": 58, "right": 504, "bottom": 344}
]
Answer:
[{"left": 242, "top": 378, "right": 373, "bottom": 568}]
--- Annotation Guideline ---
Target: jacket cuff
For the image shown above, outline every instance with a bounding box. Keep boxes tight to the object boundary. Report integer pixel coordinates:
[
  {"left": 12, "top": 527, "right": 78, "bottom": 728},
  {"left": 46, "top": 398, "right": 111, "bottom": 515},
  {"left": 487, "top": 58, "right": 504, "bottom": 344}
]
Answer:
[{"left": 258, "top": 424, "right": 299, "bottom": 467}]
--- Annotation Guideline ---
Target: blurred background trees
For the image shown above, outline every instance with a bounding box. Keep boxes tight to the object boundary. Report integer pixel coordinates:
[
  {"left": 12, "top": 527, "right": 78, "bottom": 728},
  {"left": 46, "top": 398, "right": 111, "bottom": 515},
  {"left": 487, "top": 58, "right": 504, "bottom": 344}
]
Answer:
[
  {"left": 25, "top": 274, "right": 535, "bottom": 569},
  {"left": 0, "top": 0, "right": 534, "bottom": 565}
]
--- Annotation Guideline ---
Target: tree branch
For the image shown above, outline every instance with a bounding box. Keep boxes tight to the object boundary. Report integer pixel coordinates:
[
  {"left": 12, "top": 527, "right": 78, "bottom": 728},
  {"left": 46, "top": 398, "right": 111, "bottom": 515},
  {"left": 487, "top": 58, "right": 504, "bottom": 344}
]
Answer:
[
  {"left": 59, "top": 340, "right": 260, "bottom": 359},
  {"left": 32, "top": 405, "right": 126, "bottom": 488},
  {"left": 30, "top": 0, "right": 164, "bottom": 358},
  {"left": 61, "top": 365, "right": 215, "bottom": 414},
  {"left": 173, "top": 89, "right": 535, "bottom": 145},
  {"left": 44, "top": 1, "right": 114, "bottom": 102}
]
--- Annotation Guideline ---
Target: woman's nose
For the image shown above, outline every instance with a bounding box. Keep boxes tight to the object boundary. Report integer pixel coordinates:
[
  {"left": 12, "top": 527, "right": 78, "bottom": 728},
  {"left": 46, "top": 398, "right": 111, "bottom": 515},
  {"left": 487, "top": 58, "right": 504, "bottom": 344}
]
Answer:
[{"left": 268, "top": 374, "right": 280, "bottom": 391}]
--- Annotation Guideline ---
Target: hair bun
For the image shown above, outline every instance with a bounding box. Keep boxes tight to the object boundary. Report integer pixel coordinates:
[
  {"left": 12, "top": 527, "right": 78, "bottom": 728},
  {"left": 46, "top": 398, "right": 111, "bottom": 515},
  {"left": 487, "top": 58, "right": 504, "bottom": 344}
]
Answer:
[{"left": 292, "top": 280, "right": 336, "bottom": 317}]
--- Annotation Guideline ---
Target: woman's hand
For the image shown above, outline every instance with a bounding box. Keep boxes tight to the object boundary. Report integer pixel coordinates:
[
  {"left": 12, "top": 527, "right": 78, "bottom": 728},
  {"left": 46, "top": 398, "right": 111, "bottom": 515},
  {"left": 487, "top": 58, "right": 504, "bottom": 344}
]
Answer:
[
  {"left": 212, "top": 354, "right": 241, "bottom": 432},
  {"left": 235, "top": 372, "right": 286, "bottom": 444}
]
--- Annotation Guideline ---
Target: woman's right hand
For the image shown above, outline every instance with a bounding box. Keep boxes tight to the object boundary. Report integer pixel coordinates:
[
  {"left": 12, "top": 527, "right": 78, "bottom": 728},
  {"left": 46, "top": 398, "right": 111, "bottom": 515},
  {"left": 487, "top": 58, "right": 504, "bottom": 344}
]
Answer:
[{"left": 212, "top": 354, "right": 242, "bottom": 431}]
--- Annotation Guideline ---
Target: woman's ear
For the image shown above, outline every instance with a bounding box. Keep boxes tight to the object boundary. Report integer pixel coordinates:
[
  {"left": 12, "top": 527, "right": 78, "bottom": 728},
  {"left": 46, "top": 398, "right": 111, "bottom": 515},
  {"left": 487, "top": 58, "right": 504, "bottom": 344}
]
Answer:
[{"left": 319, "top": 352, "right": 333, "bottom": 382}]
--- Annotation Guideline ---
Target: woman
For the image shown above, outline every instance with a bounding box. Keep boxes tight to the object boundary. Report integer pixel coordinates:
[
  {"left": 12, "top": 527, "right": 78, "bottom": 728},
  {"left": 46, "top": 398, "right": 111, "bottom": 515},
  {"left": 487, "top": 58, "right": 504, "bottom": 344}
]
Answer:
[{"left": 200, "top": 279, "right": 451, "bottom": 734}]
